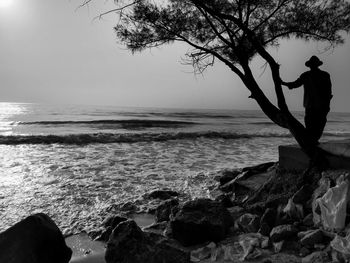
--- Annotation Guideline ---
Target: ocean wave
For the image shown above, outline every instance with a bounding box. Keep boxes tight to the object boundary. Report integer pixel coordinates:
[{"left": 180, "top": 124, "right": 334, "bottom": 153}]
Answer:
[
  {"left": 147, "top": 112, "right": 235, "bottom": 119},
  {"left": 16, "top": 119, "right": 197, "bottom": 128},
  {"left": 324, "top": 131, "right": 350, "bottom": 137},
  {"left": 0, "top": 131, "right": 288, "bottom": 145},
  {"left": 0, "top": 131, "right": 348, "bottom": 145},
  {"left": 248, "top": 121, "right": 276, "bottom": 125}
]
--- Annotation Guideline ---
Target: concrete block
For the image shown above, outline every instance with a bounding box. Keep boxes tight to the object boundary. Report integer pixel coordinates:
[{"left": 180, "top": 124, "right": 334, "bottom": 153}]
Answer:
[{"left": 279, "top": 140, "right": 350, "bottom": 171}]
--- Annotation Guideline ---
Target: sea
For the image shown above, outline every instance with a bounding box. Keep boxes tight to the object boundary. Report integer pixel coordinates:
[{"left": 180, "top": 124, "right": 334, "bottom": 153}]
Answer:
[{"left": 0, "top": 102, "right": 349, "bottom": 234}]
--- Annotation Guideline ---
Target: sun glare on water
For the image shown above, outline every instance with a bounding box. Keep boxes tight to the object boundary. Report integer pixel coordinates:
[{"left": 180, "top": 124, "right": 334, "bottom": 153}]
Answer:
[{"left": 0, "top": 0, "right": 14, "bottom": 8}]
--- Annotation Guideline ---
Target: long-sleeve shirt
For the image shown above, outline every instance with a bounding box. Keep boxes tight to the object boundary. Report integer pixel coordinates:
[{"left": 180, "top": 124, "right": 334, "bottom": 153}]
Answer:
[{"left": 286, "top": 69, "right": 332, "bottom": 109}]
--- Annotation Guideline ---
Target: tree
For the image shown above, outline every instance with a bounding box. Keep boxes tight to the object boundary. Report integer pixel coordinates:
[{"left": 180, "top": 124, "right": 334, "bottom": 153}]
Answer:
[{"left": 81, "top": 0, "right": 350, "bottom": 164}]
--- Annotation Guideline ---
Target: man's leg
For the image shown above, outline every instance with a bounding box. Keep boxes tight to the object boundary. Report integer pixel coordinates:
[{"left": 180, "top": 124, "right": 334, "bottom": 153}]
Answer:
[{"left": 304, "top": 107, "right": 329, "bottom": 144}]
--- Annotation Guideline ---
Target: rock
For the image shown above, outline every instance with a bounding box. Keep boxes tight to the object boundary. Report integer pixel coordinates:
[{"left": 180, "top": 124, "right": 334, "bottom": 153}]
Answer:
[
  {"left": 219, "top": 179, "right": 238, "bottom": 193},
  {"left": 0, "top": 213, "right": 72, "bottom": 263},
  {"left": 119, "top": 201, "right": 137, "bottom": 212},
  {"left": 236, "top": 213, "right": 260, "bottom": 233},
  {"left": 103, "top": 215, "right": 128, "bottom": 229},
  {"left": 299, "top": 229, "right": 324, "bottom": 247},
  {"left": 219, "top": 165, "right": 275, "bottom": 194},
  {"left": 292, "top": 184, "right": 312, "bottom": 204},
  {"left": 258, "top": 223, "right": 271, "bottom": 236},
  {"left": 163, "top": 222, "right": 173, "bottom": 237},
  {"left": 259, "top": 208, "right": 277, "bottom": 236},
  {"left": 273, "top": 241, "right": 284, "bottom": 253},
  {"left": 275, "top": 204, "right": 295, "bottom": 226},
  {"left": 301, "top": 251, "right": 329, "bottom": 263},
  {"left": 149, "top": 234, "right": 190, "bottom": 263},
  {"left": 155, "top": 198, "right": 179, "bottom": 222},
  {"left": 270, "top": 224, "right": 298, "bottom": 243},
  {"left": 143, "top": 221, "right": 168, "bottom": 235},
  {"left": 95, "top": 226, "right": 113, "bottom": 242},
  {"left": 105, "top": 220, "right": 190, "bottom": 263},
  {"left": 93, "top": 215, "right": 129, "bottom": 242},
  {"left": 314, "top": 243, "right": 326, "bottom": 250},
  {"left": 236, "top": 170, "right": 275, "bottom": 192},
  {"left": 242, "top": 162, "right": 276, "bottom": 174},
  {"left": 105, "top": 220, "right": 145, "bottom": 263},
  {"left": 302, "top": 214, "right": 314, "bottom": 227},
  {"left": 147, "top": 189, "right": 179, "bottom": 200},
  {"left": 190, "top": 242, "right": 216, "bottom": 262},
  {"left": 245, "top": 202, "right": 266, "bottom": 215},
  {"left": 283, "top": 240, "right": 302, "bottom": 252},
  {"left": 237, "top": 233, "right": 268, "bottom": 260},
  {"left": 261, "top": 237, "right": 269, "bottom": 249},
  {"left": 299, "top": 247, "right": 311, "bottom": 257},
  {"left": 227, "top": 206, "right": 244, "bottom": 221},
  {"left": 215, "top": 193, "right": 234, "bottom": 208},
  {"left": 272, "top": 240, "right": 301, "bottom": 254},
  {"left": 216, "top": 169, "right": 241, "bottom": 185},
  {"left": 87, "top": 227, "right": 104, "bottom": 240},
  {"left": 283, "top": 198, "right": 304, "bottom": 221},
  {"left": 260, "top": 208, "right": 276, "bottom": 229},
  {"left": 170, "top": 198, "right": 233, "bottom": 246}
]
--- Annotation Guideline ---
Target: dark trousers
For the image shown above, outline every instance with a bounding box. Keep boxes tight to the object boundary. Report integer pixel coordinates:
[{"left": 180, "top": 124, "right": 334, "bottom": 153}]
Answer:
[{"left": 304, "top": 107, "right": 330, "bottom": 144}]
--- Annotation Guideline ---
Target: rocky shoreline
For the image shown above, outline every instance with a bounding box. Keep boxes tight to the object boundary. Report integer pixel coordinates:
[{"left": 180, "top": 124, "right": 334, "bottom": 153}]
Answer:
[{"left": 1, "top": 161, "right": 350, "bottom": 263}]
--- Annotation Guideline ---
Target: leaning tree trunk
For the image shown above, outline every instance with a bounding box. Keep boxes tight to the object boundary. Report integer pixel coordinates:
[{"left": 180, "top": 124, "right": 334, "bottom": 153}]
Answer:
[{"left": 242, "top": 68, "right": 326, "bottom": 170}]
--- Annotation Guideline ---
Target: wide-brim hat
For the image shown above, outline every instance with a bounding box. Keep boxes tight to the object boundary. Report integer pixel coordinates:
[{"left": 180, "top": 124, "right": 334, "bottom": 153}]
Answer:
[{"left": 305, "top": 56, "right": 323, "bottom": 67}]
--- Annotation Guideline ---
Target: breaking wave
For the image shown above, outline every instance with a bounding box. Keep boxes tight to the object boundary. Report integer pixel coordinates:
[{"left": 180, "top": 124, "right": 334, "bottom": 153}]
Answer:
[
  {"left": 0, "top": 130, "right": 348, "bottom": 145},
  {"left": 16, "top": 119, "right": 197, "bottom": 128},
  {"left": 0, "top": 131, "right": 292, "bottom": 145}
]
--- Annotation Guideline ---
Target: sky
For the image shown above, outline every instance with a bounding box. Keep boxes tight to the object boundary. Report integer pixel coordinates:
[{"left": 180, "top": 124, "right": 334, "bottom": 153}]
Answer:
[{"left": 0, "top": 0, "right": 349, "bottom": 112}]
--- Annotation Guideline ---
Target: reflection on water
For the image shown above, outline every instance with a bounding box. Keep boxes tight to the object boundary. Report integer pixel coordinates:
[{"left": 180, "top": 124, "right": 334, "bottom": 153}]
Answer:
[{"left": 0, "top": 103, "right": 27, "bottom": 135}]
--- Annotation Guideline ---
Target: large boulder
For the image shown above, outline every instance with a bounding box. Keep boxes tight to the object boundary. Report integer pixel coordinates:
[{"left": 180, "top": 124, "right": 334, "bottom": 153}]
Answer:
[
  {"left": 105, "top": 220, "right": 148, "bottom": 263},
  {"left": 170, "top": 198, "right": 233, "bottom": 246},
  {"left": 105, "top": 220, "right": 189, "bottom": 263},
  {"left": 0, "top": 213, "right": 72, "bottom": 263}
]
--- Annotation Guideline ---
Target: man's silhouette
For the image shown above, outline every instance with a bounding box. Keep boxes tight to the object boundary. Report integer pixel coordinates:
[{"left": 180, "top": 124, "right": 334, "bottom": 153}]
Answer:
[{"left": 281, "top": 56, "right": 332, "bottom": 145}]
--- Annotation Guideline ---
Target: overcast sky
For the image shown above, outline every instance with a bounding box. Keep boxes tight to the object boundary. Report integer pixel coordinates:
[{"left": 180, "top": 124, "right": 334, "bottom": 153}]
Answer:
[{"left": 0, "top": 0, "right": 349, "bottom": 112}]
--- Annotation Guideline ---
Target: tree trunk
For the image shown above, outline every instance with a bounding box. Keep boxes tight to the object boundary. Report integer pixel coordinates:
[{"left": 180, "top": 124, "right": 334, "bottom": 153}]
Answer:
[{"left": 243, "top": 75, "right": 324, "bottom": 169}]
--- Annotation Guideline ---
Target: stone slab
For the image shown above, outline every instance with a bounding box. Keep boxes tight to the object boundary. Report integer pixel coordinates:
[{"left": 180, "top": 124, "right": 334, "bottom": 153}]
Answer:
[
  {"left": 279, "top": 139, "right": 350, "bottom": 171},
  {"left": 319, "top": 139, "right": 350, "bottom": 158}
]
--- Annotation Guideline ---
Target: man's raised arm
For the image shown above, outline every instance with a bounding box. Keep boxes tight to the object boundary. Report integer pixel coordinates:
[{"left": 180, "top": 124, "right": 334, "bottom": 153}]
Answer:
[{"left": 281, "top": 74, "right": 304, "bottom": 90}]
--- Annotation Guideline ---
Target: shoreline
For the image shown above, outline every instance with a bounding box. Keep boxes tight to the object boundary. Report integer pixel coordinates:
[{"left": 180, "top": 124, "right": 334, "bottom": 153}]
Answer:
[{"left": 63, "top": 155, "right": 350, "bottom": 263}]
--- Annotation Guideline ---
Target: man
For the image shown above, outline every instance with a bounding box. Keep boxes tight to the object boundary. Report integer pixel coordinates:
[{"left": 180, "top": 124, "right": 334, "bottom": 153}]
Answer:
[{"left": 281, "top": 56, "right": 332, "bottom": 145}]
